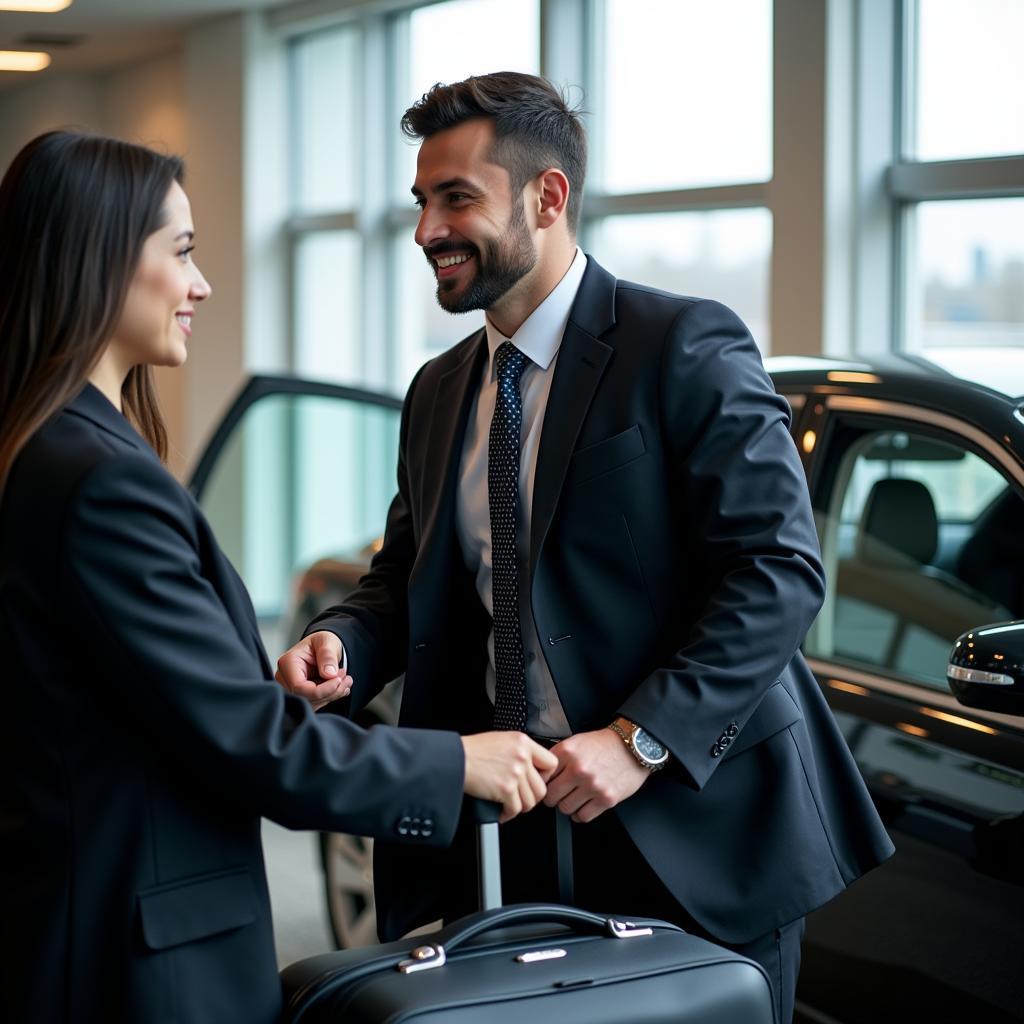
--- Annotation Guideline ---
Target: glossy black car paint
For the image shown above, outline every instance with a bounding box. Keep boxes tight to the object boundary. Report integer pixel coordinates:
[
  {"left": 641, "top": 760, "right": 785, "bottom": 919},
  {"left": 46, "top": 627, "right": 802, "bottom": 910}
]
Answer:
[{"left": 769, "top": 357, "right": 1024, "bottom": 1023}]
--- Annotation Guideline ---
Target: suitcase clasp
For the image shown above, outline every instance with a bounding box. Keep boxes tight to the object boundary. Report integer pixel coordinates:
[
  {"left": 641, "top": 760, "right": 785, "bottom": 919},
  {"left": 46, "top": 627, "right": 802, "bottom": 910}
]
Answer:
[
  {"left": 606, "top": 918, "right": 654, "bottom": 939},
  {"left": 397, "top": 943, "right": 447, "bottom": 974}
]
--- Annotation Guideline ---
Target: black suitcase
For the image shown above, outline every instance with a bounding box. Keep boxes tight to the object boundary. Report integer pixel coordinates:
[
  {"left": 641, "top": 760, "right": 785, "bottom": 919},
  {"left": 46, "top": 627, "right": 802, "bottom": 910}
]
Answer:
[{"left": 280, "top": 803, "right": 776, "bottom": 1023}]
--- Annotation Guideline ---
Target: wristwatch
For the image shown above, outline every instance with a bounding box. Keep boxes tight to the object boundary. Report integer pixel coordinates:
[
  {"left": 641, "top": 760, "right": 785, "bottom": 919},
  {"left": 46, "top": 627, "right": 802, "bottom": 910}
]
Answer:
[{"left": 608, "top": 716, "right": 670, "bottom": 771}]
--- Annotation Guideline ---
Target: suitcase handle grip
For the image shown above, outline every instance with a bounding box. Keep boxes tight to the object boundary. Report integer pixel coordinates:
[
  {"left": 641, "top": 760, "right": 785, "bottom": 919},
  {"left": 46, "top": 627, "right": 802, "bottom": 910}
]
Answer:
[
  {"left": 431, "top": 902, "right": 678, "bottom": 954},
  {"left": 466, "top": 797, "right": 503, "bottom": 824}
]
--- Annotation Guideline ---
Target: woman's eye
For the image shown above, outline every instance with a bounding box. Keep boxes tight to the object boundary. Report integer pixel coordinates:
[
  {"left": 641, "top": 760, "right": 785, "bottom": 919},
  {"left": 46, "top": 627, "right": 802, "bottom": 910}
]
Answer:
[{"left": 178, "top": 245, "right": 195, "bottom": 261}]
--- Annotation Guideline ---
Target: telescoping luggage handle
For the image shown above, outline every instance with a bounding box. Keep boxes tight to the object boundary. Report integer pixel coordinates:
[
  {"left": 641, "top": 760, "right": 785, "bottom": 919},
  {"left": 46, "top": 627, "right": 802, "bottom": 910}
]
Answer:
[{"left": 471, "top": 797, "right": 575, "bottom": 911}]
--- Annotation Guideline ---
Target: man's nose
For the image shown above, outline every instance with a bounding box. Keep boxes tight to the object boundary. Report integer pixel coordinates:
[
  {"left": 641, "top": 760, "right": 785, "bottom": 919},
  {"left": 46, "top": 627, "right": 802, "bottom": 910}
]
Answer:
[{"left": 414, "top": 204, "right": 449, "bottom": 249}]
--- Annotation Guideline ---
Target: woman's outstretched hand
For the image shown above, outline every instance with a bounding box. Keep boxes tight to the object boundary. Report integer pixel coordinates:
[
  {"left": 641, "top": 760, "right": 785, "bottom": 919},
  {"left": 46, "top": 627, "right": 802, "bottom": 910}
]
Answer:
[{"left": 461, "top": 732, "right": 559, "bottom": 822}]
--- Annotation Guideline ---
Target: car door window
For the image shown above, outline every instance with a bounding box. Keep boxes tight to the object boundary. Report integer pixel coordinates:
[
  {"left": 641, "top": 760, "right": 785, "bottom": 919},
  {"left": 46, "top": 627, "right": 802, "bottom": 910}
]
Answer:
[
  {"left": 194, "top": 388, "right": 400, "bottom": 656},
  {"left": 806, "top": 426, "right": 1023, "bottom": 690}
]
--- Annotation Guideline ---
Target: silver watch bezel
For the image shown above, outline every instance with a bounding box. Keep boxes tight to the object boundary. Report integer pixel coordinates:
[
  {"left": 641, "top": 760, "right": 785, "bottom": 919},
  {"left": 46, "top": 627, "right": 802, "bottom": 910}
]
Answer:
[{"left": 631, "top": 726, "right": 669, "bottom": 768}]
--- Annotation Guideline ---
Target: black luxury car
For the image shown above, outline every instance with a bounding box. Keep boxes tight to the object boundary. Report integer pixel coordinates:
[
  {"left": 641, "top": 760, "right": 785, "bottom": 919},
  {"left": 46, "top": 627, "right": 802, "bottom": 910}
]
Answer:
[{"left": 190, "top": 355, "right": 1024, "bottom": 1023}]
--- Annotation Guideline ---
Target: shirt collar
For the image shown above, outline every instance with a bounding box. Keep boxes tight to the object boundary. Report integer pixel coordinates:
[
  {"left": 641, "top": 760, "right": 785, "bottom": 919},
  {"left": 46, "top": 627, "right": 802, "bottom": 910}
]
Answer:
[{"left": 484, "top": 246, "right": 587, "bottom": 380}]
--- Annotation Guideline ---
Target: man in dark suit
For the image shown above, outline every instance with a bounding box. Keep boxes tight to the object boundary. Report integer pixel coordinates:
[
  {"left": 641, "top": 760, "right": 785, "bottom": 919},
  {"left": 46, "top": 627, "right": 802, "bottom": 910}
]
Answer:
[{"left": 278, "top": 71, "right": 894, "bottom": 1023}]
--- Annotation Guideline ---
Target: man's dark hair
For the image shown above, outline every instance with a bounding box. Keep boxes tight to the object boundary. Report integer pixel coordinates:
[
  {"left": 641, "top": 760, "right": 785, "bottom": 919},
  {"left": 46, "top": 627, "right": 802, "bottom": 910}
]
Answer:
[{"left": 401, "top": 71, "right": 587, "bottom": 234}]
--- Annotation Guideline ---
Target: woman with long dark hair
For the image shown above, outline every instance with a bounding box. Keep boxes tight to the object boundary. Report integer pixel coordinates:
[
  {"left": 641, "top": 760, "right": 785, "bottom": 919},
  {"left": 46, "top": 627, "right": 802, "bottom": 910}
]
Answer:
[{"left": 0, "top": 131, "right": 555, "bottom": 1024}]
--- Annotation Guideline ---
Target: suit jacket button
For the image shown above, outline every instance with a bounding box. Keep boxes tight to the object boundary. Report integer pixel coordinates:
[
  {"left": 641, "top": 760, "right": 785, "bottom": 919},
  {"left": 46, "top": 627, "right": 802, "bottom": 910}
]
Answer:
[
  {"left": 397, "top": 815, "right": 411, "bottom": 836},
  {"left": 710, "top": 744, "right": 723, "bottom": 758},
  {"left": 726, "top": 724, "right": 739, "bottom": 737}
]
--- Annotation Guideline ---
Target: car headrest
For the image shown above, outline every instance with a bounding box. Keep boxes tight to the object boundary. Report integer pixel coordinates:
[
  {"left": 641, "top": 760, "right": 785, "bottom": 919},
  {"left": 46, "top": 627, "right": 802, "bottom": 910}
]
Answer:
[{"left": 856, "top": 477, "right": 938, "bottom": 567}]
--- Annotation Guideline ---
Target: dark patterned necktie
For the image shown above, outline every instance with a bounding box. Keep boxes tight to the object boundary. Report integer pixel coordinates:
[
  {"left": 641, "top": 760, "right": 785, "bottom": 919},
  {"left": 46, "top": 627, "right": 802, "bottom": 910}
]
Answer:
[{"left": 489, "top": 341, "right": 529, "bottom": 731}]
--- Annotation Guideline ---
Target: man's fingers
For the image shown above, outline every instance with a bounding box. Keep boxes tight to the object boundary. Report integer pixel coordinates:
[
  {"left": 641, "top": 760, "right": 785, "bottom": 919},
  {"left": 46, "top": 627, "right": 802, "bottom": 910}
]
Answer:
[
  {"left": 532, "top": 745, "right": 559, "bottom": 773},
  {"left": 276, "top": 649, "right": 312, "bottom": 689},
  {"left": 526, "top": 765, "right": 547, "bottom": 807},
  {"left": 557, "top": 790, "right": 588, "bottom": 817},
  {"left": 499, "top": 789, "right": 523, "bottom": 823},
  {"left": 312, "top": 632, "right": 343, "bottom": 680},
  {"left": 572, "top": 799, "right": 607, "bottom": 824},
  {"left": 311, "top": 674, "right": 351, "bottom": 702}
]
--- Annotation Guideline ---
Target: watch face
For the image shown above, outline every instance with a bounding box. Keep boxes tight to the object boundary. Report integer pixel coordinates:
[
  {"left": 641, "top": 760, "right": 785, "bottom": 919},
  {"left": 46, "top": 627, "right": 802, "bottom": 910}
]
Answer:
[{"left": 633, "top": 728, "right": 667, "bottom": 762}]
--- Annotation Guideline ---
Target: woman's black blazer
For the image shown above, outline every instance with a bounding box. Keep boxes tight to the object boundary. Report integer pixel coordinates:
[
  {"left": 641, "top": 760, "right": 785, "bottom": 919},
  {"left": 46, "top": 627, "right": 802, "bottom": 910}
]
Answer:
[{"left": 0, "top": 384, "right": 464, "bottom": 1024}]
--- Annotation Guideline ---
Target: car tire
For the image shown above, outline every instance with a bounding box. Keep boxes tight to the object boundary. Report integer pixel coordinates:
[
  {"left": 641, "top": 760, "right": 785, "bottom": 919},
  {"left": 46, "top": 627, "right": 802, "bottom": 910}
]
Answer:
[{"left": 318, "top": 829, "right": 378, "bottom": 949}]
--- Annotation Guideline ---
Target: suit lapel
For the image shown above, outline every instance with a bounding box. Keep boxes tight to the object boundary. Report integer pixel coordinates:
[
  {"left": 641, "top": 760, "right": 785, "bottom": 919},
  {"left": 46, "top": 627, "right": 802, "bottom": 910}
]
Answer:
[
  {"left": 529, "top": 258, "right": 617, "bottom": 579},
  {"left": 411, "top": 332, "right": 488, "bottom": 591}
]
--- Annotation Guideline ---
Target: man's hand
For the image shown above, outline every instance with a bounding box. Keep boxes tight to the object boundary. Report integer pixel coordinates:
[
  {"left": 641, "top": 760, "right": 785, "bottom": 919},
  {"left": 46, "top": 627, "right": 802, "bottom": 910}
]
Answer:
[
  {"left": 545, "top": 728, "right": 651, "bottom": 823},
  {"left": 275, "top": 630, "right": 351, "bottom": 711},
  {"left": 461, "top": 732, "right": 559, "bottom": 823}
]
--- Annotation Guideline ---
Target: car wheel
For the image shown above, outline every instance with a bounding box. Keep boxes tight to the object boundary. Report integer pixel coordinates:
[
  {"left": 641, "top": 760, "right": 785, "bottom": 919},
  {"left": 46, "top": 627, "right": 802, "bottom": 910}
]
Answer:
[{"left": 319, "top": 830, "right": 378, "bottom": 949}]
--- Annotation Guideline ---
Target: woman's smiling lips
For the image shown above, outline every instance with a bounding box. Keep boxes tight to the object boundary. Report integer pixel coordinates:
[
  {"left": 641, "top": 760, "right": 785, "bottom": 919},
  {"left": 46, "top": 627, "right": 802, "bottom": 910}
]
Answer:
[{"left": 175, "top": 311, "right": 193, "bottom": 336}]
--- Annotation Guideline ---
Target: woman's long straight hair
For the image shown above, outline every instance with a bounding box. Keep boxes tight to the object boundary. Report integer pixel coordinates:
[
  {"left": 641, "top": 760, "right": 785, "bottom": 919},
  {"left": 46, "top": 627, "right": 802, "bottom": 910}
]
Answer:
[{"left": 0, "top": 131, "right": 184, "bottom": 494}]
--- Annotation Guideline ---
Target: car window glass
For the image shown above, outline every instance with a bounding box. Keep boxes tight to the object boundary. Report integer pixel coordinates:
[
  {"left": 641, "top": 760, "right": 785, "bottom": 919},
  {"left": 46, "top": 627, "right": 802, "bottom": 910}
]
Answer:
[
  {"left": 807, "top": 428, "right": 1024, "bottom": 690},
  {"left": 198, "top": 392, "right": 400, "bottom": 655}
]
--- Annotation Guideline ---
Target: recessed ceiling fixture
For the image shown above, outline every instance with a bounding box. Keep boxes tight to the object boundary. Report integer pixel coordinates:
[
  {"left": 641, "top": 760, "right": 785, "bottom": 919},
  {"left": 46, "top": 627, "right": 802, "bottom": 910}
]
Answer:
[
  {"left": 0, "top": 2, "right": 73, "bottom": 11},
  {"left": 0, "top": 50, "right": 52, "bottom": 72}
]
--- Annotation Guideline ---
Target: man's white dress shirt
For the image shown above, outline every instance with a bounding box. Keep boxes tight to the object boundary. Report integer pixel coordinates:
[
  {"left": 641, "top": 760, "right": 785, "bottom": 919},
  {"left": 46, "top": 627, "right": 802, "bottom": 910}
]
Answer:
[{"left": 455, "top": 248, "right": 587, "bottom": 739}]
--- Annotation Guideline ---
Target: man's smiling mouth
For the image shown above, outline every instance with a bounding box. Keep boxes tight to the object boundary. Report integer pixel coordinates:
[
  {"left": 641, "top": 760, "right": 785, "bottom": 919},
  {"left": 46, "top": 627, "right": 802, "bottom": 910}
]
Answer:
[{"left": 435, "top": 254, "right": 471, "bottom": 269}]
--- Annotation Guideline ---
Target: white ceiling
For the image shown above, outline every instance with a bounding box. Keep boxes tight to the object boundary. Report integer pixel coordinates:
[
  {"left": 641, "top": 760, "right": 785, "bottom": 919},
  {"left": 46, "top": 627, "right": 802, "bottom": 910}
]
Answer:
[{"left": 0, "top": 0, "right": 303, "bottom": 88}]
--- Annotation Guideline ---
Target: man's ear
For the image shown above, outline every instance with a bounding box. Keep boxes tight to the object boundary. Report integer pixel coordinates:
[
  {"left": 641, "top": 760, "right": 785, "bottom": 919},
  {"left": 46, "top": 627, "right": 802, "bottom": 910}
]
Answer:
[{"left": 532, "top": 167, "right": 570, "bottom": 230}]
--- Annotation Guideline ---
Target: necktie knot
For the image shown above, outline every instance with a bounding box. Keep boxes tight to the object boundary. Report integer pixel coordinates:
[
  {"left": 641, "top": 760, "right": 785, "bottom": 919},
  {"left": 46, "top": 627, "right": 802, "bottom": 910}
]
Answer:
[{"left": 495, "top": 341, "right": 528, "bottom": 385}]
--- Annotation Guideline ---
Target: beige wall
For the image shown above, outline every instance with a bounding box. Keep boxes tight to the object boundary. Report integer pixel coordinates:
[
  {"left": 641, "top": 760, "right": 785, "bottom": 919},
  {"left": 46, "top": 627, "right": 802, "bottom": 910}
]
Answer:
[{"left": 102, "top": 52, "right": 191, "bottom": 477}]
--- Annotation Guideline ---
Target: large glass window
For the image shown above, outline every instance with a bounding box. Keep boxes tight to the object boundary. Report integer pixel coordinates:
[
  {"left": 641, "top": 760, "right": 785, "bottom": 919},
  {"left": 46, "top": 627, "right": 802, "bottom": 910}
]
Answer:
[
  {"left": 294, "top": 232, "right": 362, "bottom": 384},
  {"left": 906, "top": 198, "right": 1024, "bottom": 393},
  {"left": 912, "top": 0, "right": 1024, "bottom": 162},
  {"left": 602, "top": 0, "right": 772, "bottom": 192},
  {"left": 292, "top": 27, "right": 361, "bottom": 213}
]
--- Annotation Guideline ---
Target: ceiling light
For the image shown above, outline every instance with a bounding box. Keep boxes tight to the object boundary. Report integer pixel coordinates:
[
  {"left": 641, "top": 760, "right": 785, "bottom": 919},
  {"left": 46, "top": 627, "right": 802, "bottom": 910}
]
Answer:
[
  {"left": 0, "top": 2, "right": 73, "bottom": 11},
  {"left": 0, "top": 50, "right": 51, "bottom": 72}
]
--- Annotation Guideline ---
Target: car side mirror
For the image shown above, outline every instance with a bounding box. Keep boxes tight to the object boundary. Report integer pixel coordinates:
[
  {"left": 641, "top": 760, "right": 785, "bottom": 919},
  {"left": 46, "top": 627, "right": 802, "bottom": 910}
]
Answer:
[{"left": 947, "top": 620, "right": 1024, "bottom": 716}]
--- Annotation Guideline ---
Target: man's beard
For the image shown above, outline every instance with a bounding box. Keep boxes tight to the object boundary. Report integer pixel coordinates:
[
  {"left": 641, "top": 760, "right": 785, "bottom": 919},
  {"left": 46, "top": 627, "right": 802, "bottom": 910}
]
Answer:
[{"left": 431, "top": 199, "right": 537, "bottom": 314}]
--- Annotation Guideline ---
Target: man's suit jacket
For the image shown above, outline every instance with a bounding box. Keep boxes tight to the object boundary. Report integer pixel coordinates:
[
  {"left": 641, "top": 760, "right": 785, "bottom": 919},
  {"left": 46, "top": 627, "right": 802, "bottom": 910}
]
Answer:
[
  {"left": 0, "top": 385, "right": 465, "bottom": 1024},
  {"left": 312, "top": 257, "right": 895, "bottom": 944}
]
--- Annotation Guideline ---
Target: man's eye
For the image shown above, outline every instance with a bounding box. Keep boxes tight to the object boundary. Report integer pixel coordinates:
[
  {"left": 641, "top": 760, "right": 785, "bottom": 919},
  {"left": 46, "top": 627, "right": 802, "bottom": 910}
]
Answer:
[
  {"left": 413, "top": 197, "right": 425, "bottom": 210},
  {"left": 448, "top": 193, "right": 468, "bottom": 203}
]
